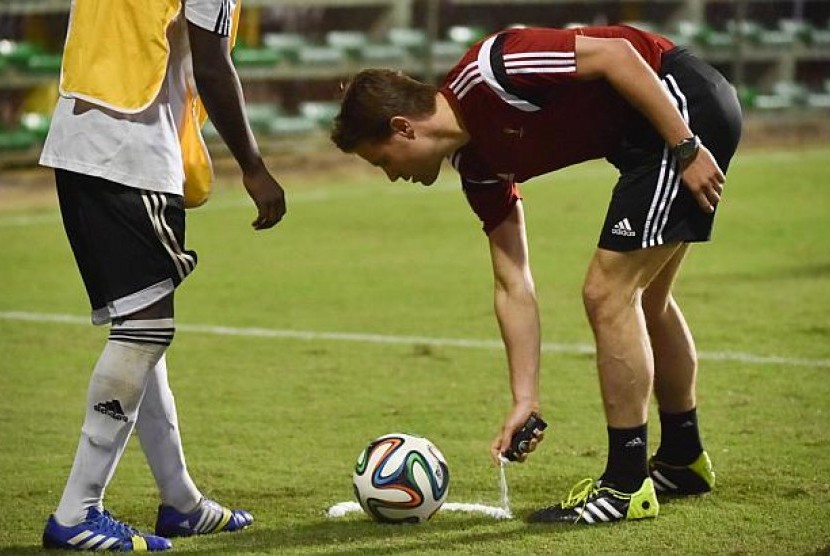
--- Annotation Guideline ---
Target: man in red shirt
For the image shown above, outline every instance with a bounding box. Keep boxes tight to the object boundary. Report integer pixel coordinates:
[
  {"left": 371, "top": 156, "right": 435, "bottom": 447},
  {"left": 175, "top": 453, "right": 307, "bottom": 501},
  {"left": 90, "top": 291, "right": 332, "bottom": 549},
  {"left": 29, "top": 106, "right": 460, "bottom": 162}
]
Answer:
[{"left": 331, "top": 25, "right": 741, "bottom": 524}]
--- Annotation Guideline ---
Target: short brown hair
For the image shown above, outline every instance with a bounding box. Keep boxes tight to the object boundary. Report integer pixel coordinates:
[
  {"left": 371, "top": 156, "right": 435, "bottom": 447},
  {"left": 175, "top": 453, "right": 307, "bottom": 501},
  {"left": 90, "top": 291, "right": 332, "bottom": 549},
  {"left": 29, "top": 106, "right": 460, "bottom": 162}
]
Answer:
[{"left": 331, "top": 69, "right": 437, "bottom": 152}]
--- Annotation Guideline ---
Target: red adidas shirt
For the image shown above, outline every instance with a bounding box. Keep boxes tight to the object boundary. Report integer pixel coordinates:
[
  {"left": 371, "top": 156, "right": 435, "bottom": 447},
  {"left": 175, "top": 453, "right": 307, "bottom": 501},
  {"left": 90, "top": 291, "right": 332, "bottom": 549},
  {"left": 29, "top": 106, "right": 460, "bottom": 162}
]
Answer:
[{"left": 439, "top": 26, "right": 674, "bottom": 233}]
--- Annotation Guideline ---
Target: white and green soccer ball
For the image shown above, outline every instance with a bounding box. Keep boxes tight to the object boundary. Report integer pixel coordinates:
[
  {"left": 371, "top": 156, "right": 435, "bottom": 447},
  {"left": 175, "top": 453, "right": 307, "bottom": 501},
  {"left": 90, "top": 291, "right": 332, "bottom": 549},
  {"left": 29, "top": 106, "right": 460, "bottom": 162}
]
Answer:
[{"left": 353, "top": 433, "right": 450, "bottom": 523}]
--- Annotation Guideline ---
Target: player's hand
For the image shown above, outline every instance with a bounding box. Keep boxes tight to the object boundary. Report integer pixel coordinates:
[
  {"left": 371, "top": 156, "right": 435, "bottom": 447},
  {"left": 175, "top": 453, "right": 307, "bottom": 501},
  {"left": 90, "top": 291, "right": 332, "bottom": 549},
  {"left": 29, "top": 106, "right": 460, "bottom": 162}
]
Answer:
[
  {"left": 242, "top": 162, "right": 287, "bottom": 230},
  {"left": 680, "top": 145, "right": 725, "bottom": 214},
  {"left": 490, "top": 402, "right": 546, "bottom": 465}
]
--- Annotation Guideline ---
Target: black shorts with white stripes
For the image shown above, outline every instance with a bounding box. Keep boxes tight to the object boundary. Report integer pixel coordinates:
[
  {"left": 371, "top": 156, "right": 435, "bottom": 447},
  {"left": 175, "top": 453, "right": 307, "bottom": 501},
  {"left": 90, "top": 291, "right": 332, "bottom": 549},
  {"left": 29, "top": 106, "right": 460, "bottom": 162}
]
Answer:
[
  {"left": 56, "top": 169, "right": 198, "bottom": 325},
  {"left": 599, "top": 47, "right": 743, "bottom": 252}
]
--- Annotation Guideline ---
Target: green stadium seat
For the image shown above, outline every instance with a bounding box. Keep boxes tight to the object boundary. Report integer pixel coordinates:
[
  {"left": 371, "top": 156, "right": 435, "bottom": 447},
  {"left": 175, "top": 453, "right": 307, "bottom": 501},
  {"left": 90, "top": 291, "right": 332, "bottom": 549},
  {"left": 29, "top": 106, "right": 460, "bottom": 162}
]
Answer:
[
  {"left": 726, "top": 20, "right": 762, "bottom": 44},
  {"left": 298, "top": 101, "right": 339, "bottom": 127},
  {"left": 0, "top": 128, "right": 37, "bottom": 151},
  {"left": 431, "top": 40, "right": 466, "bottom": 61},
  {"left": 0, "top": 39, "right": 41, "bottom": 67},
  {"left": 261, "top": 33, "right": 306, "bottom": 63},
  {"left": 806, "top": 93, "right": 830, "bottom": 109},
  {"left": 388, "top": 28, "right": 427, "bottom": 54},
  {"left": 754, "top": 82, "right": 808, "bottom": 110},
  {"left": 360, "top": 43, "right": 407, "bottom": 64},
  {"left": 447, "top": 26, "right": 486, "bottom": 47},
  {"left": 267, "top": 116, "right": 318, "bottom": 136},
  {"left": 778, "top": 19, "right": 814, "bottom": 45},
  {"left": 19, "top": 112, "right": 50, "bottom": 141},
  {"left": 232, "top": 45, "right": 280, "bottom": 67},
  {"left": 296, "top": 45, "right": 345, "bottom": 66},
  {"left": 25, "top": 52, "right": 62, "bottom": 73},
  {"left": 326, "top": 31, "right": 368, "bottom": 59},
  {"left": 245, "top": 103, "right": 282, "bottom": 133}
]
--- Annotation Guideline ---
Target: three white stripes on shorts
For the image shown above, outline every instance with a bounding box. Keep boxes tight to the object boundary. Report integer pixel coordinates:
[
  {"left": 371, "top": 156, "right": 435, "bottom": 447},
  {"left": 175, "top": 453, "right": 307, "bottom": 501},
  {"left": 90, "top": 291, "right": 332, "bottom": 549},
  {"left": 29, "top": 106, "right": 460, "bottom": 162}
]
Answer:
[
  {"left": 141, "top": 192, "right": 195, "bottom": 280},
  {"left": 643, "top": 73, "right": 689, "bottom": 248}
]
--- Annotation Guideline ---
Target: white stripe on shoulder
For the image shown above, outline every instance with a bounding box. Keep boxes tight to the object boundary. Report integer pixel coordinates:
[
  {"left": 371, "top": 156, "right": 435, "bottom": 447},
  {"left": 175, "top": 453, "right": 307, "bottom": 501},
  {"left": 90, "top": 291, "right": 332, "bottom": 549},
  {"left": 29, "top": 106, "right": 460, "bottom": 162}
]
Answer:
[
  {"left": 449, "top": 61, "right": 479, "bottom": 91},
  {"left": 476, "top": 36, "right": 541, "bottom": 112},
  {"left": 504, "top": 59, "right": 575, "bottom": 68},
  {"left": 456, "top": 75, "right": 484, "bottom": 100},
  {"left": 503, "top": 51, "right": 575, "bottom": 60}
]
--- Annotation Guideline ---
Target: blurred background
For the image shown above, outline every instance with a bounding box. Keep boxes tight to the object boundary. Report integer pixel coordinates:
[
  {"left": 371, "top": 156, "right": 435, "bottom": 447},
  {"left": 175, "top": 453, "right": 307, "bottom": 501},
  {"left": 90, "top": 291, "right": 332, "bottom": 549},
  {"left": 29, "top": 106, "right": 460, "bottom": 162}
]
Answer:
[{"left": 0, "top": 0, "right": 828, "bottom": 170}]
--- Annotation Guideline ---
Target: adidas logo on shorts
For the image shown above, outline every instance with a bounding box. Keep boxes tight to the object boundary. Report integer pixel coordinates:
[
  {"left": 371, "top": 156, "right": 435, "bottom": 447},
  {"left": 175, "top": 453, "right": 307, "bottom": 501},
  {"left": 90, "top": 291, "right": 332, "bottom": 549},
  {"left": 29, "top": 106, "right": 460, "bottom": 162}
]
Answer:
[{"left": 611, "top": 218, "right": 636, "bottom": 237}]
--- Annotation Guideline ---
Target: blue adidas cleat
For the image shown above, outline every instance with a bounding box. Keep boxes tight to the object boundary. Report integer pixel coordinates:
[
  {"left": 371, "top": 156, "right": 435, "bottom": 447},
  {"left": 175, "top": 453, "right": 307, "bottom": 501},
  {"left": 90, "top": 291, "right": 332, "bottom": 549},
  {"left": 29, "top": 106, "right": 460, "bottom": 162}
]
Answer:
[
  {"left": 43, "top": 507, "right": 172, "bottom": 551},
  {"left": 154, "top": 498, "right": 253, "bottom": 538}
]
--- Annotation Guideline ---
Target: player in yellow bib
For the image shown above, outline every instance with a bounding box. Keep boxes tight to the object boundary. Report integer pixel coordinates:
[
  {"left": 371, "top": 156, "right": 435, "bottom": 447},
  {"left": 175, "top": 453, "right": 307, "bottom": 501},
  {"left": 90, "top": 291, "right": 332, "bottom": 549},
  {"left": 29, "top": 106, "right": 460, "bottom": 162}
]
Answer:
[{"left": 40, "top": 0, "right": 286, "bottom": 551}]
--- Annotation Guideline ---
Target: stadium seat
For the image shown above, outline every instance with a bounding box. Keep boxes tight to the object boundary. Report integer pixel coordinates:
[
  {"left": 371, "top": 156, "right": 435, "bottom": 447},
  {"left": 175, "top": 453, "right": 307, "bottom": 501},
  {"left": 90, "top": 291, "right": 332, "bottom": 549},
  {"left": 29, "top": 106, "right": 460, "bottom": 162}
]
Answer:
[
  {"left": 25, "top": 52, "right": 62, "bottom": 73},
  {"left": 0, "top": 39, "right": 40, "bottom": 67},
  {"left": 326, "top": 31, "right": 369, "bottom": 59},
  {"left": 431, "top": 40, "right": 467, "bottom": 61},
  {"left": 245, "top": 103, "right": 283, "bottom": 133},
  {"left": 19, "top": 112, "right": 50, "bottom": 141},
  {"left": 267, "top": 116, "right": 319, "bottom": 136},
  {"left": 261, "top": 33, "right": 306, "bottom": 64},
  {"left": 232, "top": 45, "right": 280, "bottom": 67},
  {"left": 296, "top": 45, "right": 345, "bottom": 66},
  {"left": 447, "top": 26, "right": 486, "bottom": 47},
  {"left": 778, "top": 19, "right": 814, "bottom": 45},
  {"left": 298, "top": 101, "right": 339, "bottom": 127},
  {"left": 0, "top": 128, "right": 37, "bottom": 151},
  {"left": 360, "top": 43, "right": 407, "bottom": 64},
  {"left": 388, "top": 28, "right": 427, "bottom": 55},
  {"left": 754, "top": 81, "right": 808, "bottom": 110}
]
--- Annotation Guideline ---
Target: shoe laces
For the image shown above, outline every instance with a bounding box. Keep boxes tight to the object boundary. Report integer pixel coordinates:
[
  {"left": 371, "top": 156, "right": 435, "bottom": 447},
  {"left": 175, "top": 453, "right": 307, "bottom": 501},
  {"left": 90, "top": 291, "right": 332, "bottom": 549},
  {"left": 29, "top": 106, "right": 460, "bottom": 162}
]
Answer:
[
  {"left": 90, "top": 510, "right": 139, "bottom": 539},
  {"left": 561, "top": 478, "right": 597, "bottom": 509}
]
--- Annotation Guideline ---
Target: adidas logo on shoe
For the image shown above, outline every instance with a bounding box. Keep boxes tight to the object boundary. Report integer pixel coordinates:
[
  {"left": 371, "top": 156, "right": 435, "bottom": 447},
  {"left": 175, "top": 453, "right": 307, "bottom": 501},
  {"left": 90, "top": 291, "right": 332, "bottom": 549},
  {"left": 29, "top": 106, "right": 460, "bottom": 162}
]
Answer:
[
  {"left": 93, "top": 400, "right": 128, "bottom": 422},
  {"left": 611, "top": 218, "right": 636, "bottom": 237}
]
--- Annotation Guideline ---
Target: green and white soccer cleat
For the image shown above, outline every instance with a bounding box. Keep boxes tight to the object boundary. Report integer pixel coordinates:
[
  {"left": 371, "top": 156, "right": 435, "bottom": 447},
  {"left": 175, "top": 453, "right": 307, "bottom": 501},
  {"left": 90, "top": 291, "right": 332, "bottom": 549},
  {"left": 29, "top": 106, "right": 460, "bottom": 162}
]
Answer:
[
  {"left": 649, "top": 451, "right": 715, "bottom": 495},
  {"left": 527, "top": 477, "right": 659, "bottom": 524}
]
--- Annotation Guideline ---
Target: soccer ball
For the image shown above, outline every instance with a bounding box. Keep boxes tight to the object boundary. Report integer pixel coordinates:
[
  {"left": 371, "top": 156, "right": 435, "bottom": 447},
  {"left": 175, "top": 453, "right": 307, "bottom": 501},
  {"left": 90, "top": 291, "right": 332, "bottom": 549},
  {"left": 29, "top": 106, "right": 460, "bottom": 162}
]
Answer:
[{"left": 353, "top": 433, "right": 450, "bottom": 523}]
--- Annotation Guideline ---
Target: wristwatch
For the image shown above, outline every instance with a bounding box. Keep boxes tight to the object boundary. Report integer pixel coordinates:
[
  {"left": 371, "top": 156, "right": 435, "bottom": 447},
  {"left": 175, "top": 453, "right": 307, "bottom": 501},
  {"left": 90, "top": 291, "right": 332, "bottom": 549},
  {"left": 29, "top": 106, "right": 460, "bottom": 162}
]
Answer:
[{"left": 672, "top": 135, "right": 701, "bottom": 164}]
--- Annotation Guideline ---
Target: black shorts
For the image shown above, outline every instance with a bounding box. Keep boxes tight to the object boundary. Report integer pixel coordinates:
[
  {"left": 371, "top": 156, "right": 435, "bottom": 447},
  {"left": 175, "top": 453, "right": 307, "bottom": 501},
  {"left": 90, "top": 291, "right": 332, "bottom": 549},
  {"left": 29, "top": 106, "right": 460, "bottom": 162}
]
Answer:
[
  {"left": 56, "top": 169, "right": 198, "bottom": 325},
  {"left": 599, "top": 47, "right": 743, "bottom": 251}
]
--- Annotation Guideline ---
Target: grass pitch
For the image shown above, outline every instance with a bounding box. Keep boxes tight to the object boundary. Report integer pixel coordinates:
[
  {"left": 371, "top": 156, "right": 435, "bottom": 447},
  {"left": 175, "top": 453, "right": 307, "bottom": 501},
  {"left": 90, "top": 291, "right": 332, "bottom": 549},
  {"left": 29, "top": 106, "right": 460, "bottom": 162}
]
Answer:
[{"left": 0, "top": 146, "right": 828, "bottom": 554}]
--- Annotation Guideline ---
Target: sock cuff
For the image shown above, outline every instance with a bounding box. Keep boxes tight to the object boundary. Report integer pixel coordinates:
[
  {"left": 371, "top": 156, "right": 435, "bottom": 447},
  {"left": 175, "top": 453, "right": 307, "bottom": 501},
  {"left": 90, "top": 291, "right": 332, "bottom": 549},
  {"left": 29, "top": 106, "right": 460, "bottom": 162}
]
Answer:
[
  {"left": 658, "top": 407, "right": 698, "bottom": 427},
  {"left": 110, "top": 319, "right": 175, "bottom": 347}
]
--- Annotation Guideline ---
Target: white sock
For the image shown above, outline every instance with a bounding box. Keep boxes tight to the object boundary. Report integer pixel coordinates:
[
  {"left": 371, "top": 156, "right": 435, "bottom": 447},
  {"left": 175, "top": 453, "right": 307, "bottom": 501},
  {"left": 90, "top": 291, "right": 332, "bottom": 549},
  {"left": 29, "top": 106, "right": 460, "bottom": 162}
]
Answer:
[
  {"left": 136, "top": 354, "right": 202, "bottom": 513},
  {"left": 53, "top": 320, "right": 171, "bottom": 526}
]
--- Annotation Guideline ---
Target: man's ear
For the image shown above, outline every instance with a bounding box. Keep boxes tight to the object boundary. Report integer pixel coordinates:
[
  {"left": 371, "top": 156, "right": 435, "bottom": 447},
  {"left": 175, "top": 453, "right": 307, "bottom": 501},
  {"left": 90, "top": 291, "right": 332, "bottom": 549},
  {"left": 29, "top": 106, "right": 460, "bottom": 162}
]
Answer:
[{"left": 389, "top": 116, "right": 415, "bottom": 139}]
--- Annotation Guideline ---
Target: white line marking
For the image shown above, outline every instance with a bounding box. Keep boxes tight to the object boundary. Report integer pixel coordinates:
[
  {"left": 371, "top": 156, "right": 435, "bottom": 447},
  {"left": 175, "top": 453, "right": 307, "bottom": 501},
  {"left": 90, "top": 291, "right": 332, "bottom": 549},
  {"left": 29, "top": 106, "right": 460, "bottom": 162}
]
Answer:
[{"left": 1, "top": 311, "right": 828, "bottom": 369}]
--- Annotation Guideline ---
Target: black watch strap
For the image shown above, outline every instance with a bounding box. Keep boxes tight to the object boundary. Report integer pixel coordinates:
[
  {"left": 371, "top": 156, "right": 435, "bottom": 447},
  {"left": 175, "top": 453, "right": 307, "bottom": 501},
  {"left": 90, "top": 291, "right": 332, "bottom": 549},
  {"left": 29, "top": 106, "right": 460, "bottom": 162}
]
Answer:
[{"left": 672, "top": 135, "right": 701, "bottom": 163}]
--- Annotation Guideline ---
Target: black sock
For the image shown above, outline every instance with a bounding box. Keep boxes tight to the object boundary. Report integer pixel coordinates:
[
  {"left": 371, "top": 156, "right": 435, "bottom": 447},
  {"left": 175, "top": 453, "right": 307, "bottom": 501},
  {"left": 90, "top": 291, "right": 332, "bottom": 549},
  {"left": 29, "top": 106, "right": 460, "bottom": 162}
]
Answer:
[
  {"left": 599, "top": 424, "right": 648, "bottom": 493},
  {"left": 654, "top": 407, "right": 704, "bottom": 466}
]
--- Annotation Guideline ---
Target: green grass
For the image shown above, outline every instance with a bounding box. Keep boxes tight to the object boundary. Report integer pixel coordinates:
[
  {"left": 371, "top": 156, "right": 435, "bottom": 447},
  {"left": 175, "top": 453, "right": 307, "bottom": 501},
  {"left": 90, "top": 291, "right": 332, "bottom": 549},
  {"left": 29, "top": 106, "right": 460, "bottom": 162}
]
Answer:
[{"left": 1, "top": 146, "right": 829, "bottom": 554}]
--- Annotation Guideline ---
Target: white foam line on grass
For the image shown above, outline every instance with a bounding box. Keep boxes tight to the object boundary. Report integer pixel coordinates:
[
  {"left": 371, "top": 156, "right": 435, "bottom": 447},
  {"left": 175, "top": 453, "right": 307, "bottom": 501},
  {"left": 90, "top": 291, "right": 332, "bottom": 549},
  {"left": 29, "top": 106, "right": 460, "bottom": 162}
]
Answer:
[
  {"left": 325, "top": 501, "right": 512, "bottom": 520},
  {"left": 1, "top": 310, "right": 828, "bottom": 369}
]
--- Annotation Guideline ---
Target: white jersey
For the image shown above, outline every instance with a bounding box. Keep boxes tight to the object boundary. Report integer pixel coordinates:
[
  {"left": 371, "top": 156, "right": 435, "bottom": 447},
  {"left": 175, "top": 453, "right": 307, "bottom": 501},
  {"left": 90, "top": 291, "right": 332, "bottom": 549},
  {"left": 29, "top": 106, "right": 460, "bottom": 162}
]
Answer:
[{"left": 39, "top": 0, "right": 236, "bottom": 195}]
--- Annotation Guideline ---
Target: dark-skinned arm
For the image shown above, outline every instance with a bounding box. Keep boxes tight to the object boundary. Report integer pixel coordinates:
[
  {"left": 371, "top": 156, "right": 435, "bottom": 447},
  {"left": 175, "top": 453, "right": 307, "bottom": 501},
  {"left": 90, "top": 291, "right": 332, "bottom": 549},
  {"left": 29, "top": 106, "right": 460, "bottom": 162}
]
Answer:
[{"left": 187, "top": 21, "right": 286, "bottom": 230}]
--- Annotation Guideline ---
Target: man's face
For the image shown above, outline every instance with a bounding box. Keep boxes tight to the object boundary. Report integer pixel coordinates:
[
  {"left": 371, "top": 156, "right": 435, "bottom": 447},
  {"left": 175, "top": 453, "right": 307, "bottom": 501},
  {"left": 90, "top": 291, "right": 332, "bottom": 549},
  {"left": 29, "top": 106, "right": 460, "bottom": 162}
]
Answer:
[{"left": 354, "top": 117, "right": 444, "bottom": 186}]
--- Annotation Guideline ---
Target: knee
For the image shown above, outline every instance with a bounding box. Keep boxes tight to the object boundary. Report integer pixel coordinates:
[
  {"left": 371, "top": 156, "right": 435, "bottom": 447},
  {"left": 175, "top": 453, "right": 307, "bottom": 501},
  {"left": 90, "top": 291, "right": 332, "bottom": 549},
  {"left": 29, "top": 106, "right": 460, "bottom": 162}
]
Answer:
[{"left": 582, "top": 277, "right": 636, "bottom": 327}]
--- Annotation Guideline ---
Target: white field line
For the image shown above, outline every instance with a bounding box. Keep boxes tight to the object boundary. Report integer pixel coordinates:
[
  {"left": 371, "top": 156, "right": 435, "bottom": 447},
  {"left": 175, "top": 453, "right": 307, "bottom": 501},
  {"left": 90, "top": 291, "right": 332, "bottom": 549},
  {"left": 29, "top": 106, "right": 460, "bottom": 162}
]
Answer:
[
  {"left": 1, "top": 310, "right": 828, "bottom": 369},
  {"left": 0, "top": 181, "right": 459, "bottom": 228}
]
